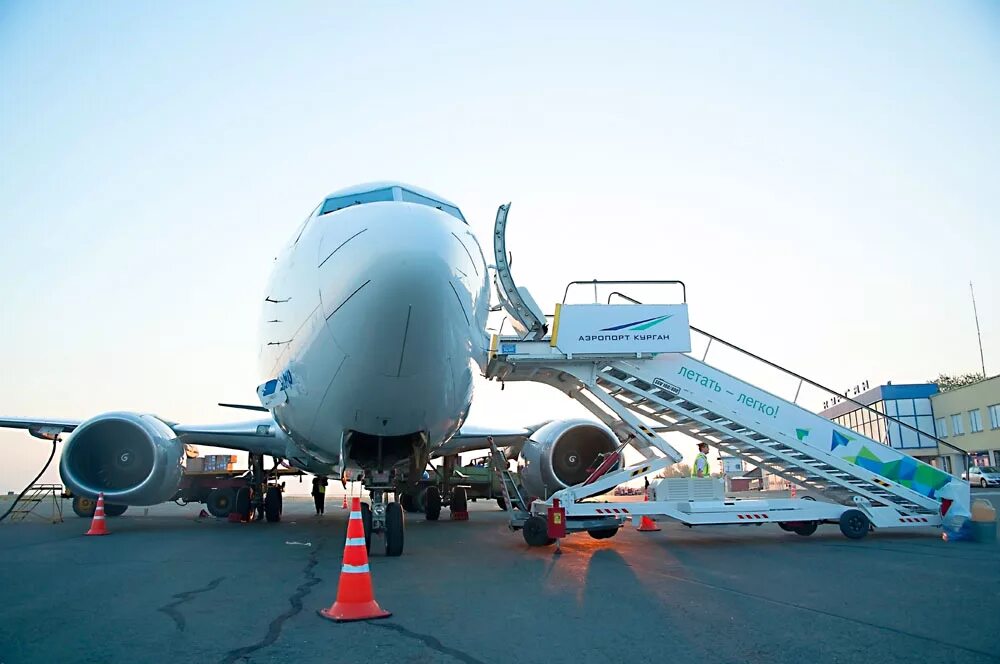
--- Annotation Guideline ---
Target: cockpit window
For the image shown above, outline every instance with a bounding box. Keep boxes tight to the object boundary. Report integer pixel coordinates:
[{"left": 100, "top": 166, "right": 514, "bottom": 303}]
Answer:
[
  {"left": 320, "top": 188, "right": 394, "bottom": 215},
  {"left": 317, "top": 185, "right": 466, "bottom": 223},
  {"left": 400, "top": 189, "right": 466, "bottom": 222}
]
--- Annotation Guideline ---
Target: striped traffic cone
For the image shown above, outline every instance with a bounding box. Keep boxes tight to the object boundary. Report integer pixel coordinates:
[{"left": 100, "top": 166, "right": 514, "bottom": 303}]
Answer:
[
  {"left": 342, "top": 495, "right": 348, "bottom": 510},
  {"left": 637, "top": 488, "right": 660, "bottom": 532},
  {"left": 318, "top": 498, "right": 391, "bottom": 623},
  {"left": 85, "top": 492, "right": 110, "bottom": 536}
]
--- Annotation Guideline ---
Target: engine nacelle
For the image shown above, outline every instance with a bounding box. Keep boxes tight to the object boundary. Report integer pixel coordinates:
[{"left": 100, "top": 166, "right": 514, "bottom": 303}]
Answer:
[
  {"left": 59, "top": 412, "right": 185, "bottom": 505},
  {"left": 518, "top": 419, "right": 621, "bottom": 500}
]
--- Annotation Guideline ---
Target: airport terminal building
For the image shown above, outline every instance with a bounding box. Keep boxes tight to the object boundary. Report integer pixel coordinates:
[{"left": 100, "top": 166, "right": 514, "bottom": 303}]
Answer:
[
  {"left": 930, "top": 375, "right": 1000, "bottom": 472},
  {"left": 818, "top": 378, "right": 1000, "bottom": 476}
]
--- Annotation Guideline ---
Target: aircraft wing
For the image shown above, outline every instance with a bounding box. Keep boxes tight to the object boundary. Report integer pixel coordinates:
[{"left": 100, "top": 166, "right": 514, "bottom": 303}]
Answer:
[
  {"left": 171, "top": 419, "right": 287, "bottom": 457},
  {"left": 0, "top": 417, "right": 81, "bottom": 440},
  {"left": 0, "top": 415, "right": 287, "bottom": 458},
  {"left": 431, "top": 421, "right": 550, "bottom": 458}
]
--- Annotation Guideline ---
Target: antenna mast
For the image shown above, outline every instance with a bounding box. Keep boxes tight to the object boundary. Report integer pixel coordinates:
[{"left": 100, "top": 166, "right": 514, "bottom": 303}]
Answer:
[{"left": 971, "top": 281, "right": 987, "bottom": 377}]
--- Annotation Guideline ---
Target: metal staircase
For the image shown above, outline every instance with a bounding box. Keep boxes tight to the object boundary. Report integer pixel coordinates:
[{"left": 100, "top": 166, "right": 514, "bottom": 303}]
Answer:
[
  {"left": 594, "top": 362, "right": 938, "bottom": 514},
  {"left": 485, "top": 204, "right": 966, "bottom": 524},
  {"left": 488, "top": 438, "right": 529, "bottom": 513},
  {"left": 4, "top": 484, "right": 64, "bottom": 523},
  {"left": 486, "top": 336, "right": 961, "bottom": 518}
]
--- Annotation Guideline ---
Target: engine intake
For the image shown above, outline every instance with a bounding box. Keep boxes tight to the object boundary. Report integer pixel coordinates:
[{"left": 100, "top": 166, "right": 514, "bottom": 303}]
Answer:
[
  {"left": 518, "top": 419, "right": 621, "bottom": 500},
  {"left": 59, "top": 412, "right": 185, "bottom": 505}
]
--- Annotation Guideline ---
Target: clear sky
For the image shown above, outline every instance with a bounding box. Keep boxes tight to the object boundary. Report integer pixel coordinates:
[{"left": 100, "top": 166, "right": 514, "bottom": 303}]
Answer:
[{"left": 2, "top": 2, "right": 998, "bottom": 492}]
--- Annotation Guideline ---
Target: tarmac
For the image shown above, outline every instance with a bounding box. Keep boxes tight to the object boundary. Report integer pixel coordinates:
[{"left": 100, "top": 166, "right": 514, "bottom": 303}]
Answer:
[{"left": 1, "top": 493, "right": 999, "bottom": 664}]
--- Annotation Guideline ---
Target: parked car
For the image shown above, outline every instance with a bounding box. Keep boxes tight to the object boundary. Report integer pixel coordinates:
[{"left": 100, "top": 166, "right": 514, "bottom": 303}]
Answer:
[{"left": 962, "top": 466, "right": 1000, "bottom": 488}]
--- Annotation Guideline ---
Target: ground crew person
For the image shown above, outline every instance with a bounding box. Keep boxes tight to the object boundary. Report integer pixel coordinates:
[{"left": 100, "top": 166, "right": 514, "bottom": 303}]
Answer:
[
  {"left": 691, "top": 443, "right": 711, "bottom": 478},
  {"left": 311, "top": 476, "right": 328, "bottom": 515}
]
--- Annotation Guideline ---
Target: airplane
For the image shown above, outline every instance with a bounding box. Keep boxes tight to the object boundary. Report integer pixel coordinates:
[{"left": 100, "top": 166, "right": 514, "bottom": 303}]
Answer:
[{"left": 0, "top": 182, "right": 623, "bottom": 556}]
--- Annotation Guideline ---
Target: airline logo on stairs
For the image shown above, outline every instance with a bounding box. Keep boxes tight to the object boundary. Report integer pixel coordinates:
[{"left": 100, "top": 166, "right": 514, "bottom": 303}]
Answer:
[{"left": 552, "top": 304, "right": 691, "bottom": 355}]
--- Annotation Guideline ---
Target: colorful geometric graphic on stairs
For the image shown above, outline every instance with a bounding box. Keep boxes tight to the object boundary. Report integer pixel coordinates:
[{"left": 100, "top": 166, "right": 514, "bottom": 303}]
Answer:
[
  {"left": 844, "top": 445, "right": 951, "bottom": 498},
  {"left": 830, "top": 430, "right": 853, "bottom": 450}
]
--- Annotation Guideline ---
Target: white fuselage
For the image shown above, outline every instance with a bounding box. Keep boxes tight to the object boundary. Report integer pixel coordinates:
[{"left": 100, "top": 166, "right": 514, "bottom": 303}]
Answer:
[{"left": 257, "top": 184, "right": 490, "bottom": 470}]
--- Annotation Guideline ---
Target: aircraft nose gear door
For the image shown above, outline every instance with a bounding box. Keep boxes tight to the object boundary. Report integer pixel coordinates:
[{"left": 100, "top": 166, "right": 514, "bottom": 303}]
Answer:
[{"left": 493, "top": 203, "right": 547, "bottom": 340}]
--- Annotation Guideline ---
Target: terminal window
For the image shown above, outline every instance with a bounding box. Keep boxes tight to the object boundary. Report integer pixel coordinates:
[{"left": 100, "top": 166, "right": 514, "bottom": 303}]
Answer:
[
  {"left": 935, "top": 417, "right": 947, "bottom": 437},
  {"left": 969, "top": 409, "right": 983, "bottom": 433},
  {"left": 989, "top": 404, "right": 1000, "bottom": 430},
  {"left": 951, "top": 414, "right": 964, "bottom": 436}
]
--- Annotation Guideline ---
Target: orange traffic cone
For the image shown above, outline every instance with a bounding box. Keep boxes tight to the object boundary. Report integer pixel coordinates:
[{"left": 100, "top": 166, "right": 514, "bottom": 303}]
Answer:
[
  {"left": 637, "top": 489, "right": 660, "bottom": 532},
  {"left": 790, "top": 483, "right": 797, "bottom": 499},
  {"left": 342, "top": 495, "right": 348, "bottom": 510},
  {"left": 318, "top": 498, "right": 391, "bottom": 623},
  {"left": 85, "top": 493, "right": 110, "bottom": 536}
]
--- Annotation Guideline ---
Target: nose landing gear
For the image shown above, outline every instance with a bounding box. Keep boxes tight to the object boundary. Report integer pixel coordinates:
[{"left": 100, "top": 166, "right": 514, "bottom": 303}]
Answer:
[{"left": 362, "top": 483, "right": 405, "bottom": 557}]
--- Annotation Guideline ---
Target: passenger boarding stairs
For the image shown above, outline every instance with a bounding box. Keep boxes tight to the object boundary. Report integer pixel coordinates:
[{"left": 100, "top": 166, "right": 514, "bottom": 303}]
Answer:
[
  {"left": 485, "top": 297, "right": 968, "bottom": 520},
  {"left": 486, "top": 205, "right": 967, "bottom": 521}
]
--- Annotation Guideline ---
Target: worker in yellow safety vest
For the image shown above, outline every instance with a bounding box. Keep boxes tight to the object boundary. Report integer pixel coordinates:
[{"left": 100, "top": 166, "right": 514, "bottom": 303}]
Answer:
[{"left": 691, "top": 443, "right": 711, "bottom": 478}]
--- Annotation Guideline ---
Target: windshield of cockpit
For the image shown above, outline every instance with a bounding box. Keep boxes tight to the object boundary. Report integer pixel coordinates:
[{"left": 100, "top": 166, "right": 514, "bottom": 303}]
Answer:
[{"left": 317, "top": 186, "right": 465, "bottom": 223}]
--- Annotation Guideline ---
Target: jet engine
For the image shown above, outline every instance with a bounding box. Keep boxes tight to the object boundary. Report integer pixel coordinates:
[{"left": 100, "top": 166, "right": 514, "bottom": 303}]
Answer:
[
  {"left": 59, "top": 412, "right": 185, "bottom": 505},
  {"left": 517, "top": 419, "right": 621, "bottom": 500}
]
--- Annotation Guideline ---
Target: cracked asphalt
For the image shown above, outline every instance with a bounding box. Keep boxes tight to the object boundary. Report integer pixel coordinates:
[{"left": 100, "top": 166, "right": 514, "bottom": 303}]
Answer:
[{"left": 1, "top": 495, "right": 998, "bottom": 664}]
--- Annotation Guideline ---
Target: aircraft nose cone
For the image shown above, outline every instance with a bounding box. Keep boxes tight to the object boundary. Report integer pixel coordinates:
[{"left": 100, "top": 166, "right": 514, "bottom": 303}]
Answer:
[{"left": 320, "top": 206, "right": 465, "bottom": 377}]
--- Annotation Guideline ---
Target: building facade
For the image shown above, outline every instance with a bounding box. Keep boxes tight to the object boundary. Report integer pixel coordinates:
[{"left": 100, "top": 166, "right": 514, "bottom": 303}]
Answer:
[
  {"left": 818, "top": 383, "right": 943, "bottom": 463},
  {"left": 930, "top": 375, "right": 1000, "bottom": 473}
]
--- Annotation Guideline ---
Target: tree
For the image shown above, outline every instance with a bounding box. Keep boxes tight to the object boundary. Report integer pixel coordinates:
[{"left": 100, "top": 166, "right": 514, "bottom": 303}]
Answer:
[
  {"left": 657, "top": 463, "right": 691, "bottom": 478},
  {"left": 931, "top": 373, "right": 985, "bottom": 393}
]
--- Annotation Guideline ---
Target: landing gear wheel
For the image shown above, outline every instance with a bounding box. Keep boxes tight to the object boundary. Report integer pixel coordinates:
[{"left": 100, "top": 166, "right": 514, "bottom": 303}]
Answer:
[
  {"left": 72, "top": 496, "right": 96, "bottom": 518},
  {"left": 587, "top": 527, "right": 618, "bottom": 540},
  {"left": 793, "top": 522, "right": 818, "bottom": 536},
  {"left": 451, "top": 487, "right": 468, "bottom": 513},
  {"left": 360, "top": 502, "right": 373, "bottom": 553},
  {"left": 497, "top": 496, "right": 508, "bottom": 511},
  {"left": 523, "top": 516, "right": 555, "bottom": 547},
  {"left": 400, "top": 493, "right": 418, "bottom": 513},
  {"left": 103, "top": 504, "right": 128, "bottom": 517},
  {"left": 839, "top": 509, "right": 870, "bottom": 540},
  {"left": 264, "top": 487, "right": 282, "bottom": 523},
  {"left": 206, "top": 488, "right": 235, "bottom": 518},
  {"left": 234, "top": 487, "right": 252, "bottom": 521},
  {"left": 425, "top": 486, "right": 441, "bottom": 521},
  {"left": 385, "top": 502, "right": 404, "bottom": 557}
]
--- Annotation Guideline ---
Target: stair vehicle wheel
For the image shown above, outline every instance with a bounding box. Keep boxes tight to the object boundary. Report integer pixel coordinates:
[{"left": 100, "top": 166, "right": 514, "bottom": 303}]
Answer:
[
  {"left": 451, "top": 487, "right": 468, "bottom": 513},
  {"left": 793, "top": 521, "right": 818, "bottom": 536},
  {"left": 360, "top": 502, "right": 373, "bottom": 553},
  {"left": 103, "top": 503, "right": 128, "bottom": 517},
  {"left": 72, "top": 496, "right": 96, "bottom": 518},
  {"left": 839, "top": 509, "right": 870, "bottom": 540},
  {"left": 496, "top": 496, "right": 508, "bottom": 511},
  {"left": 587, "top": 527, "right": 618, "bottom": 540},
  {"left": 206, "top": 488, "right": 235, "bottom": 518},
  {"left": 522, "top": 515, "right": 555, "bottom": 547},
  {"left": 385, "top": 502, "right": 404, "bottom": 557},
  {"left": 425, "top": 486, "right": 442, "bottom": 521},
  {"left": 264, "top": 487, "right": 282, "bottom": 523},
  {"left": 234, "top": 487, "right": 252, "bottom": 521}
]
